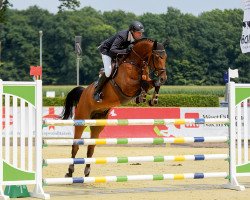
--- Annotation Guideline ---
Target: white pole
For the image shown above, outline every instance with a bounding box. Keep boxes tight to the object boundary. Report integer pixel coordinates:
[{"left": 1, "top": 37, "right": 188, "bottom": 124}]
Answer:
[
  {"left": 31, "top": 80, "right": 50, "bottom": 199},
  {"left": 77, "top": 55, "right": 80, "bottom": 86},
  {"left": 39, "top": 31, "right": 43, "bottom": 68},
  {"left": 243, "top": 99, "right": 248, "bottom": 163},
  {"left": 75, "top": 36, "right": 82, "bottom": 86},
  {"left": 225, "top": 82, "right": 245, "bottom": 191},
  {"left": 229, "top": 81, "right": 236, "bottom": 184}
]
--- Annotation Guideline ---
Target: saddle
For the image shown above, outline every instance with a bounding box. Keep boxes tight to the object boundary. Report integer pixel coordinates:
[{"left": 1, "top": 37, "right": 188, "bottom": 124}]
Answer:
[
  {"left": 98, "top": 57, "right": 120, "bottom": 79},
  {"left": 97, "top": 56, "right": 150, "bottom": 103}
]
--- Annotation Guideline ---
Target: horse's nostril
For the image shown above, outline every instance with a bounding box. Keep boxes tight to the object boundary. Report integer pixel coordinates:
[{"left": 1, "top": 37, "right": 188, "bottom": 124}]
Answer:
[{"left": 160, "top": 78, "right": 165, "bottom": 83}]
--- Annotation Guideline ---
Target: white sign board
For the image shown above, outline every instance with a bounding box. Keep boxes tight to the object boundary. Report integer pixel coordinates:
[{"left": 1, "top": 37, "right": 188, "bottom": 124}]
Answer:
[{"left": 240, "top": 0, "right": 250, "bottom": 53}]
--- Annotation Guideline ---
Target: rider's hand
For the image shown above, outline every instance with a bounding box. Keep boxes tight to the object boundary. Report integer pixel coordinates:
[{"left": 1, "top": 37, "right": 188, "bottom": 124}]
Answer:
[{"left": 126, "top": 44, "right": 134, "bottom": 53}]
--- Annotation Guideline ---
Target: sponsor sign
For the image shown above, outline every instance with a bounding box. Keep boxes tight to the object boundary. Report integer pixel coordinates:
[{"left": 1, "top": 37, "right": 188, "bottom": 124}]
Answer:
[
  {"left": 1, "top": 107, "right": 249, "bottom": 138},
  {"left": 101, "top": 107, "right": 230, "bottom": 138},
  {"left": 240, "top": 0, "right": 250, "bottom": 53}
]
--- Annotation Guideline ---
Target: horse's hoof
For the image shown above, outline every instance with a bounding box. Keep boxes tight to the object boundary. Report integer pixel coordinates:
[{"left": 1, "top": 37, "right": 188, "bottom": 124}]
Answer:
[
  {"left": 135, "top": 97, "right": 140, "bottom": 104},
  {"left": 65, "top": 173, "right": 72, "bottom": 178},
  {"left": 85, "top": 172, "right": 90, "bottom": 177},
  {"left": 153, "top": 99, "right": 158, "bottom": 105},
  {"left": 84, "top": 167, "right": 91, "bottom": 177},
  {"left": 148, "top": 100, "right": 154, "bottom": 107}
]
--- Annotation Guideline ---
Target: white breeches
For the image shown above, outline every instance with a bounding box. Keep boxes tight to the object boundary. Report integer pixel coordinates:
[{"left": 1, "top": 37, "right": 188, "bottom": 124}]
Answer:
[{"left": 101, "top": 54, "right": 112, "bottom": 77}]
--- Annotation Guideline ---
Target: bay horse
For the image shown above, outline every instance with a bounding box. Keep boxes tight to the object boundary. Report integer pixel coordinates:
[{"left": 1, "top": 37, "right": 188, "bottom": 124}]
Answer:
[{"left": 62, "top": 38, "right": 167, "bottom": 177}]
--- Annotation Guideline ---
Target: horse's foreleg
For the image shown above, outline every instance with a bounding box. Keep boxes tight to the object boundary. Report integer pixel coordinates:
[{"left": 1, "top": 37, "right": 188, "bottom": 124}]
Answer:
[
  {"left": 148, "top": 91, "right": 158, "bottom": 106},
  {"left": 135, "top": 90, "right": 147, "bottom": 104},
  {"left": 148, "top": 86, "right": 160, "bottom": 106},
  {"left": 65, "top": 126, "right": 85, "bottom": 177}
]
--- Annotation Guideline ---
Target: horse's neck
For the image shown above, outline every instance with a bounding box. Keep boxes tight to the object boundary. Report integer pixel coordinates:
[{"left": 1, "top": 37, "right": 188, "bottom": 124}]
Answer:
[
  {"left": 113, "top": 63, "right": 141, "bottom": 97},
  {"left": 132, "top": 41, "right": 153, "bottom": 59},
  {"left": 112, "top": 41, "right": 153, "bottom": 97}
]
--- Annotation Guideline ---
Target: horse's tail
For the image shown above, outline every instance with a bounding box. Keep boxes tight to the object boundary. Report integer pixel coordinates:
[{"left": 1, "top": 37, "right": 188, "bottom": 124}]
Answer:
[{"left": 61, "top": 86, "right": 85, "bottom": 119}]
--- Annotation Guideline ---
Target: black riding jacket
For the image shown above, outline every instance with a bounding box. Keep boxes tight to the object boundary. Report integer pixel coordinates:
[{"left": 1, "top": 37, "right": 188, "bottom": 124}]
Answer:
[{"left": 99, "top": 30, "right": 132, "bottom": 58}]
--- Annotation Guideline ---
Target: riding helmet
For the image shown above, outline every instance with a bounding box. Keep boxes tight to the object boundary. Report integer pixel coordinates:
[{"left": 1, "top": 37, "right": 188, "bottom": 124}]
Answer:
[{"left": 129, "top": 21, "right": 144, "bottom": 32}]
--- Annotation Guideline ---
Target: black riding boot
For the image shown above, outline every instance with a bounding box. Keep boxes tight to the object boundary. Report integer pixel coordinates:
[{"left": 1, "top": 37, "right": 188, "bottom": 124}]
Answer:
[{"left": 93, "top": 74, "right": 109, "bottom": 102}]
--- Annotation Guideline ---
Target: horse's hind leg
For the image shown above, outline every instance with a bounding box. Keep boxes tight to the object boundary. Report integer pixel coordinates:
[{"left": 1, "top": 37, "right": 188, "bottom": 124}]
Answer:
[
  {"left": 65, "top": 126, "right": 85, "bottom": 177},
  {"left": 84, "top": 126, "right": 106, "bottom": 177}
]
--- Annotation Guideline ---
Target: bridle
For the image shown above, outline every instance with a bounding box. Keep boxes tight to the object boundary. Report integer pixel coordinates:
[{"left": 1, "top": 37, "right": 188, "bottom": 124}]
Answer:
[
  {"left": 131, "top": 48, "right": 166, "bottom": 82},
  {"left": 149, "top": 49, "right": 166, "bottom": 81},
  {"left": 111, "top": 41, "right": 167, "bottom": 102}
]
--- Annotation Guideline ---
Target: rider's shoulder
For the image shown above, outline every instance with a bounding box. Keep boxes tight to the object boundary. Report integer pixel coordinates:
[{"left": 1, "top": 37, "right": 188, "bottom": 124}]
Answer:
[{"left": 116, "top": 30, "right": 129, "bottom": 37}]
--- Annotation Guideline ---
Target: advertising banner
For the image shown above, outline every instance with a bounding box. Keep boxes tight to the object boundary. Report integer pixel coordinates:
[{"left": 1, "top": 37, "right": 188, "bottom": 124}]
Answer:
[
  {"left": 42, "top": 107, "right": 249, "bottom": 138},
  {"left": 240, "top": 0, "right": 250, "bottom": 53},
  {"left": 2, "top": 107, "right": 249, "bottom": 138},
  {"left": 100, "top": 107, "right": 229, "bottom": 138}
]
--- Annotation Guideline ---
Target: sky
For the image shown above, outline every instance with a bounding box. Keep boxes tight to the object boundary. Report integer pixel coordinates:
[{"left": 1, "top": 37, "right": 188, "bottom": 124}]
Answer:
[{"left": 10, "top": 0, "right": 243, "bottom": 16}]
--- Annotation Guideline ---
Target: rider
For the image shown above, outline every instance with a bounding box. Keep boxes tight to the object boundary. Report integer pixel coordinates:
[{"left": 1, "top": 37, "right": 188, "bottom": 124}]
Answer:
[{"left": 93, "top": 21, "right": 145, "bottom": 102}]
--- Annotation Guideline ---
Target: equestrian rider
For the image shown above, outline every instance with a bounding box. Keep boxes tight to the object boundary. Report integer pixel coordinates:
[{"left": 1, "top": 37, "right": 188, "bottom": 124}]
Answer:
[{"left": 93, "top": 21, "right": 144, "bottom": 102}]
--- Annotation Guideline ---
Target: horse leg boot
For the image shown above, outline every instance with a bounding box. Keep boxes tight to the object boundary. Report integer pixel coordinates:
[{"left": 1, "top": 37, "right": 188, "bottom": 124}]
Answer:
[{"left": 93, "top": 74, "right": 109, "bottom": 103}]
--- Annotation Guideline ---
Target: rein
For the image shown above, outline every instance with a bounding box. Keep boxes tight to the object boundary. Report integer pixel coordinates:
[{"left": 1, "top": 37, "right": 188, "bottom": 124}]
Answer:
[
  {"left": 131, "top": 48, "right": 151, "bottom": 81},
  {"left": 131, "top": 48, "right": 166, "bottom": 82},
  {"left": 111, "top": 40, "right": 166, "bottom": 101},
  {"left": 131, "top": 48, "right": 148, "bottom": 64},
  {"left": 150, "top": 50, "right": 166, "bottom": 79}
]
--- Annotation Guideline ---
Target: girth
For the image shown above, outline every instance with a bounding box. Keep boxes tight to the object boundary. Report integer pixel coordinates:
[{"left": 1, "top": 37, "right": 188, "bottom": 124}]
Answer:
[{"left": 109, "top": 79, "right": 141, "bottom": 104}]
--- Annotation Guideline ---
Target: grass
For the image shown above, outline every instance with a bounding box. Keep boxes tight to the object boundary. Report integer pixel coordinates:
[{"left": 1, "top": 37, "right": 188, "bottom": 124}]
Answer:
[
  {"left": 43, "top": 85, "right": 226, "bottom": 97},
  {"left": 159, "top": 85, "right": 225, "bottom": 96},
  {"left": 43, "top": 85, "right": 77, "bottom": 97}
]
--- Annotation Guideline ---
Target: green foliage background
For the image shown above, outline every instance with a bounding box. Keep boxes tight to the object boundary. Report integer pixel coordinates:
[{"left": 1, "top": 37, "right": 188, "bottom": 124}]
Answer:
[
  {"left": 43, "top": 94, "right": 219, "bottom": 107},
  {"left": 42, "top": 85, "right": 221, "bottom": 107},
  {"left": 0, "top": 6, "right": 249, "bottom": 85}
]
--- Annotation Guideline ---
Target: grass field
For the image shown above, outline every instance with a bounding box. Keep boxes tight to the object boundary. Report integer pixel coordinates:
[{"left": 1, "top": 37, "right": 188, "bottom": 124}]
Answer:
[{"left": 43, "top": 85, "right": 226, "bottom": 97}]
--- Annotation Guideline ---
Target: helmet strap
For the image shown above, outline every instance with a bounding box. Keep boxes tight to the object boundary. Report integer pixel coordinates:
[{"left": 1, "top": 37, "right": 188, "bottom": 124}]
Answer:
[{"left": 128, "top": 31, "right": 135, "bottom": 42}]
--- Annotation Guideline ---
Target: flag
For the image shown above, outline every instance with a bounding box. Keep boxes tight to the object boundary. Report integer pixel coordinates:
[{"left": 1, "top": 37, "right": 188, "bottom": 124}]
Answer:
[
  {"left": 30, "top": 66, "right": 42, "bottom": 80},
  {"left": 30, "top": 66, "right": 42, "bottom": 76},
  {"left": 228, "top": 68, "right": 239, "bottom": 79},
  {"left": 240, "top": 0, "right": 250, "bottom": 53}
]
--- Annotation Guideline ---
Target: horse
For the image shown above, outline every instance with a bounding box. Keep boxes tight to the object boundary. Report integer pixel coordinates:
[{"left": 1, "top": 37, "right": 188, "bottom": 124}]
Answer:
[{"left": 61, "top": 38, "right": 168, "bottom": 178}]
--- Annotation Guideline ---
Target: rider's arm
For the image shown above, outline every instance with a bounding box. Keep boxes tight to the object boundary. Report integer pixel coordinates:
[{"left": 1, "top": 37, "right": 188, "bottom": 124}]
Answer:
[{"left": 109, "top": 35, "right": 129, "bottom": 56}]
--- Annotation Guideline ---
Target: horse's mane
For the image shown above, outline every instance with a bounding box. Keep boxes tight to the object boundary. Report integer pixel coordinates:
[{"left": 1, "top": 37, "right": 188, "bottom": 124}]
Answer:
[
  {"left": 133, "top": 38, "right": 165, "bottom": 51},
  {"left": 133, "top": 37, "right": 155, "bottom": 45}
]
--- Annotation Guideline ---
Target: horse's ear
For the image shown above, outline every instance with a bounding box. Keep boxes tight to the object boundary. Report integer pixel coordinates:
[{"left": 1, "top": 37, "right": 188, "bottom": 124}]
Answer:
[
  {"left": 162, "top": 37, "right": 170, "bottom": 47},
  {"left": 153, "top": 40, "right": 157, "bottom": 50}
]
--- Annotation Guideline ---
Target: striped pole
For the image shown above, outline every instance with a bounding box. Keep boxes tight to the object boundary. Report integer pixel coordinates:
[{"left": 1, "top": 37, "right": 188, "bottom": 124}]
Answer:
[
  {"left": 43, "top": 172, "right": 228, "bottom": 185},
  {"left": 43, "top": 136, "right": 228, "bottom": 146},
  {"left": 43, "top": 154, "right": 228, "bottom": 165},
  {"left": 43, "top": 118, "right": 230, "bottom": 127}
]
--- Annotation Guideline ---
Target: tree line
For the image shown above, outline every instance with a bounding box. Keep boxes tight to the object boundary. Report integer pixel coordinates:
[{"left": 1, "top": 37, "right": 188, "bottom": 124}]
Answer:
[{"left": 0, "top": 6, "right": 249, "bottom": 85}]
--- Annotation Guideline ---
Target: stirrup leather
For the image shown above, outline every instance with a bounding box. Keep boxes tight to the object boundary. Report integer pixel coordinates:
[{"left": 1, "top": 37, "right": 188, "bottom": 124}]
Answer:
[{"left": 93, "top": 91, "right": 103, "bottom": 102}]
